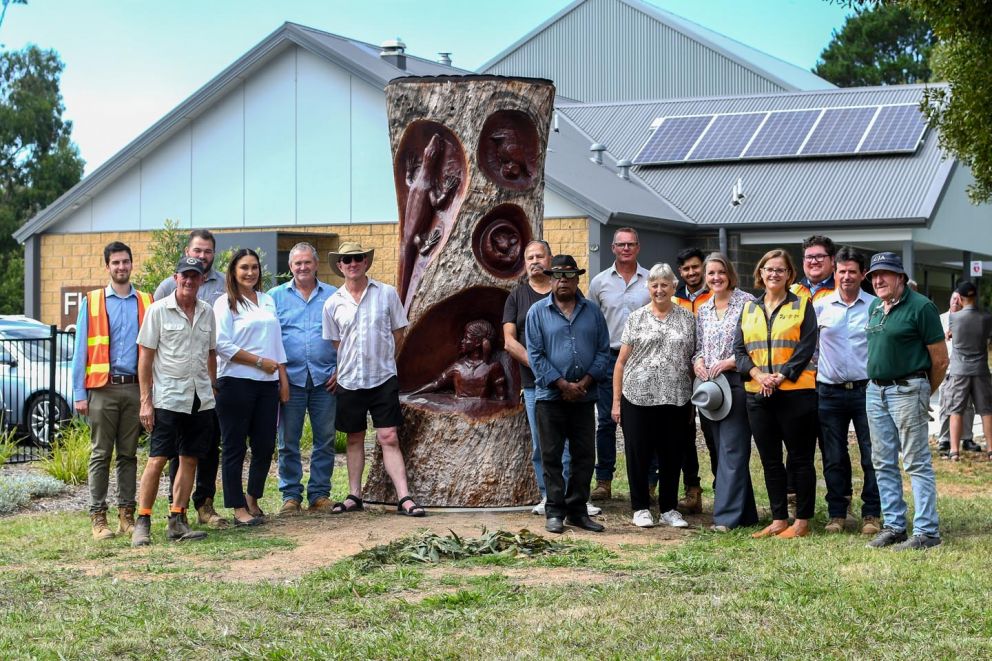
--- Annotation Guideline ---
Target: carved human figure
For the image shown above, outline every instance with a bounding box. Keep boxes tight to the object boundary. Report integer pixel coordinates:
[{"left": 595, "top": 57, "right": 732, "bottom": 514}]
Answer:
[
  {"left": 482, "top": 221, "right": 522, "bottom": 270},
  {"left": 400, "top": 133, "right": 461, "bottom": 298},
  {"left": 409, "top": 319, "right": 507, "bottom": 400},
  {"left": 490, "top": 128, "right": 531, "bottom": 181}
]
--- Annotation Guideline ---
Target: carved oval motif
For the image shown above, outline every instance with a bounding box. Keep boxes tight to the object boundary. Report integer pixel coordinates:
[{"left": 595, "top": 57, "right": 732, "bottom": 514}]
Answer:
[
  {"left": 472, "top": 204, "right": 532, "bottom": 279},
  {"left": 477, "top": 110, "right": 540, "bottom": 191}
]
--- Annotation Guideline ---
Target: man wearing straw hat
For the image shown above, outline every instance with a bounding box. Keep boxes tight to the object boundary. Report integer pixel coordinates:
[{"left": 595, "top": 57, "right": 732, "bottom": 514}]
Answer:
[{"left": 321, "top": 242, "right": 426, "bottom": 517}]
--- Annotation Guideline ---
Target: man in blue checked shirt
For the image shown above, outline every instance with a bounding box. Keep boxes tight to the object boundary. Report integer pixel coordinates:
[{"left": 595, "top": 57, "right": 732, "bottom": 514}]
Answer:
[
  {"left": 267, "top": 242, "right": 338, "bottom": 515},
  {"left": 526, "top": 254, "right": 610, "bottom": 535}
]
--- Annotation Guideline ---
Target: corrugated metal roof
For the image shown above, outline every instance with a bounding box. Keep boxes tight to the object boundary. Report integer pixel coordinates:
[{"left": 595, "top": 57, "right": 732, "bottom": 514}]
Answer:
[
  {"left": 557, "top": 85, "right": 953, "bottom": 227},
  {"left": 480, "top": 0, "right": 832, "bottom": 102}
]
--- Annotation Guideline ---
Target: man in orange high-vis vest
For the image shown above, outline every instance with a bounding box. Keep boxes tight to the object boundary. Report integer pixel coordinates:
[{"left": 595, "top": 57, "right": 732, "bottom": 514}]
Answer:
[{"left": 71, "top": 242, "right": 152, "bottom": 541}]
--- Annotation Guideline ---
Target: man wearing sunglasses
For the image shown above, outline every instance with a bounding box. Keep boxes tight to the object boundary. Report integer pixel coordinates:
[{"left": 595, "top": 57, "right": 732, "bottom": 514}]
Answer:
[
  {"left": 526, "top": 255, "right": 611, "bottom": 534},
  {"left": 321, "top": 242, "right": 425, "bottom": 517}
]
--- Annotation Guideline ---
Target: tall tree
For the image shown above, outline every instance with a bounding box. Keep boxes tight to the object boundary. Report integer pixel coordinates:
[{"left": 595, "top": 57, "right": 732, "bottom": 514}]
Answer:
[
  {"left": 815, "top": 4, "right": 935, "bottom": 86},
  {"left": 0, "top": 45, "right": 84, "bottom": 313},
  {"left": 835, "top": 0, "right": 992, "bottom": 204}
]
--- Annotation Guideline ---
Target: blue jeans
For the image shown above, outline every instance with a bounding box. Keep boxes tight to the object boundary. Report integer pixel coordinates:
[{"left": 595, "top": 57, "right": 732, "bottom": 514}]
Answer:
[
  {"left": 595, "top": 351, "right": 619, "bottom": 481},
  {"left": 866, "top": 379, "right": 939, "bottom": 537},
  {"left": 818, "top": 383, "right": 880, "bottom": 519},
  {"left": 278, "top": 375, "right": 337, "bottom": 505},
  {"left": 523, "top": 387, "right": 570, "bottom": 498}
]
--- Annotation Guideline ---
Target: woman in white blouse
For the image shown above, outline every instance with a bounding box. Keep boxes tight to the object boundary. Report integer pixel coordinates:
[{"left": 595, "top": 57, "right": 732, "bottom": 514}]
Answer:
[
  {"left": 692, "top": 253, "right": 759, "bottom": 531},
  {"left": 214, "top": 249, "right": 289, "bottom": 526},
  {"left": 611, "top": 263, "right": 696, "bottom": 529}
]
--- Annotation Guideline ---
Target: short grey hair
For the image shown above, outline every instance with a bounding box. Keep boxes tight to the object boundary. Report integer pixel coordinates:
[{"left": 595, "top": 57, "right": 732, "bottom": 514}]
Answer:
[
  {"left": 648, "top": 262, "right": 677, "bottom": 285},
  {"left": 289, "top": 242, "right": 319, "bottom": 261}
]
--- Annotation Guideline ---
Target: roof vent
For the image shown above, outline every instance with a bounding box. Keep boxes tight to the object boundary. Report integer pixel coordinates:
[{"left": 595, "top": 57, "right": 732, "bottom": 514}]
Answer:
[
  {"left": 616, "top": 159, "right": 632, "bottom": 180},
  {"left": 730, "top": 177, "right": 745, "bottom": 207},
  {"left": 437, "top": 52, "right": 452, "bottom": 66},
  {"left": 380, "top": 37, "right": 407, "bottom": 70},
  {"left": 589, "top": 143, "right": 606, "bottom": 165}
]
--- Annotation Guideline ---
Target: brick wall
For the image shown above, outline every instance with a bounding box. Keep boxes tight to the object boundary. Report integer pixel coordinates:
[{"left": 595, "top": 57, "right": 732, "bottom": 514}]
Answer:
[{"left": 37, "top": 217, "right": 591, "bottom": 326}]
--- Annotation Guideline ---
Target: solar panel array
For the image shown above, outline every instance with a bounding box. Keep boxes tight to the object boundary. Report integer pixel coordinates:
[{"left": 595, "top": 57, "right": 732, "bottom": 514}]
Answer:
[{"left": 632, "top": 104, "right": 928, "bottom": 166}]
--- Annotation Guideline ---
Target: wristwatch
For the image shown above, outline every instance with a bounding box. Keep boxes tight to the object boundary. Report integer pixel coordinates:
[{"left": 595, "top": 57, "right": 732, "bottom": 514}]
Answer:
[{"left": 255, "top": 356, "right": 264, "bottom": 369}]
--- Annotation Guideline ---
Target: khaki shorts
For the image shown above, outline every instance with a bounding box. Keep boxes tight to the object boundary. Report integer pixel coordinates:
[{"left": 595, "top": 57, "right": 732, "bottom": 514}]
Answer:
[{"left": 943, "top": 374, "right": 992, "bottom": 416}]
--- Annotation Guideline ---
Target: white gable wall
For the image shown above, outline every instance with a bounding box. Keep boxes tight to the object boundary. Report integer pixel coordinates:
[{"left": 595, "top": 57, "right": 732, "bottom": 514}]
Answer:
[{"left": 45, "top": 45, "right": 399, "bottom": 235}]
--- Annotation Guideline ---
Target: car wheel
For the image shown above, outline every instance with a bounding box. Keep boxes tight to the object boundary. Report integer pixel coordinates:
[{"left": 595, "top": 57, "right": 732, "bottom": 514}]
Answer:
[{"left": 26, "top": 393, "right": 70, "bottom": 449}]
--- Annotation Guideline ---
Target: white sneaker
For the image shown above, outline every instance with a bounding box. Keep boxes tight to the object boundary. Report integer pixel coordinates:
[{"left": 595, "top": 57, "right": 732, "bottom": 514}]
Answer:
[
  {"left": 631, "top": 509, "right": 655, "bottom": 528},
  {"left": 659, "top": 509, "right": 689, "bottom": 528},
  {"left": 531, "top": 498, "right": 546, "bottom": 516},
  {"left": 586, "top": 501, "right": 602, "bottom": 516}
]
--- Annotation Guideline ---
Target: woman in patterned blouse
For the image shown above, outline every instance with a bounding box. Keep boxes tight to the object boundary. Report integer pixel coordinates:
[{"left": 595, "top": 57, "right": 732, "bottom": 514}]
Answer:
[
  {"left": 692, "top": 253, "right": 759, "bottom": 531},
  {"left": 612, "top": 263, "right": 696, "bottom": 529}
]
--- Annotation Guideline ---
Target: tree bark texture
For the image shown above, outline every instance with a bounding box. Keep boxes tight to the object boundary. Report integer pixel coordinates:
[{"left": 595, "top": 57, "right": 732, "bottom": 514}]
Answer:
[{"left": 364, "top": 75, "right": 555, "bottom": 507}]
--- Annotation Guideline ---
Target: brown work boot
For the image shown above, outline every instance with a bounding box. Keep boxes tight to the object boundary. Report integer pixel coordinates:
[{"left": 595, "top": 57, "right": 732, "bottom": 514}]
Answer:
[
  {"left": 132, "top": 515, "right": 152, "bottom": 547},
  {"left": 167, "top": 513, "right": 207, "bottom": 542},
  {"left": 280, "top": 499, "right": 303, "bottom": 516},
  {"left": 118, "top": 507, "right": 136, "bottom": 536},
  {"left": 196, "top": 498, "right": 229, "bottom": 529},
  {"left": 677, "top": 486, "right": 703, "bottom": 515},
  {"left": 861, "top": 516, "right": 882, "bottom": 536},
  {"left": 307, "top": 497, "right": 334, "bottom": 514},
  {"left": 824, "top": 517, "right": 846, "bottom": 533},
  {"left": 590, "top": 480, "right": 612, "bottom": 501},
  {"left": 91, "top": 511, "right": 115, "bottom": 541}
]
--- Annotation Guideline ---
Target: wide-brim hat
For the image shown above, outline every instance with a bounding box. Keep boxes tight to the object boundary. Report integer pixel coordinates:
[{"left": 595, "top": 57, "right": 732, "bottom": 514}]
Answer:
[
  {"left": 691, "top": 373, "right": 733, "bottom": 422},
  {"left": 866, "top": 251, "right": 906, "bottom": 277},
  {"left": 329, "top": 242, "right": 375, "bottom": 278},
  {"left": 543, "top": 253, "right": 586, "bottom": 277}
]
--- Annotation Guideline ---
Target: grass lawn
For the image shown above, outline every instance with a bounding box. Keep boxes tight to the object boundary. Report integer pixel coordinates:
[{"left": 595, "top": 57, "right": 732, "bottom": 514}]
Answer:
[{"left": 1, "top": 447, "right": 991, "bottom": 659}]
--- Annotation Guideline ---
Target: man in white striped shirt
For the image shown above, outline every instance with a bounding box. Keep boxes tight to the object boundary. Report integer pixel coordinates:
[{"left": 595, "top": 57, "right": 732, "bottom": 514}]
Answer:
[{"left": 321, "top": 242, "right": 425, "bottom": 517}]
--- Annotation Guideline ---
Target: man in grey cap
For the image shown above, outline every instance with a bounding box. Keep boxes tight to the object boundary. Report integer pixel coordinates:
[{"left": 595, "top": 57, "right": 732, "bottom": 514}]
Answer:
[
  {"left": 945, "top": 280, "right": 992, "bottom": 460},
  {"left": 863, "top": 252, "right": 948, "bottom": 550}
]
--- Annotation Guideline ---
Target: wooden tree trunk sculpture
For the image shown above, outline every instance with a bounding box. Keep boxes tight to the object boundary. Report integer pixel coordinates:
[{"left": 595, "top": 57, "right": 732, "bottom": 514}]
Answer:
[{"left": 364, "top": 75, "right": 555, "bottom": 507}]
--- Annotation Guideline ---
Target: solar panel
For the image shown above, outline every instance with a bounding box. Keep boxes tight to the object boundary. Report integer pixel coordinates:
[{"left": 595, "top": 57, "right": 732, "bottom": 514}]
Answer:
[
  {"left": 858, "top": 104, "right": 927, "bottom": 153},
  {"left": 801, "top": 106, "right": 877, "bottom": 156},
  {"left": 633, "top": 115, "right": 713, "bottom": 164},
  {"left": 687, "top": 112, "right": 767, "bottom": 161},
  {"left": 742, "top": 109, "right": 820, "bottom": 159}
]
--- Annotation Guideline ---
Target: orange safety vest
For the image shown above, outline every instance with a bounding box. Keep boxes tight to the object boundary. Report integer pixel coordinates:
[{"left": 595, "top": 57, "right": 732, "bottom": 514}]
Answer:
[
  {"left": 84, "top": 288, "right": 152, "bottom": 389},
  {"left": 790, "top": 281, "right": 835, "bottom": 304},
  {"left": 739, "top": 298, "right": 816, "bottom": 394},
  {"left": 673, "top": 289, "right": 713, "bottom": 315}
]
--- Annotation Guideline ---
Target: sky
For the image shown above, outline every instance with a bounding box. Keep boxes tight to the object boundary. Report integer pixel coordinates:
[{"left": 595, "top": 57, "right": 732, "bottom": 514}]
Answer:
[{"left": 1, "top": 0, "right": 854, "bottom": 175}]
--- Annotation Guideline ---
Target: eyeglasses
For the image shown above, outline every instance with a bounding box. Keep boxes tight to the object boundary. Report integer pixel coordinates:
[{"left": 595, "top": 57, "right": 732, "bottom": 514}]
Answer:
[
  {"left": 339, "top": 254, "right": 366, "bottom": 265},
  {"left": 550, "top": 271, "right": 579, "bottom": 280},
  {"left": 762, "top": 267, "right": 787, "bottom": 275},
  {"left": 613, "top": 242, "right": 639, "bottom": 249},
  {"left": 803, "top": 253, "right": 830, "bottom": 263}
]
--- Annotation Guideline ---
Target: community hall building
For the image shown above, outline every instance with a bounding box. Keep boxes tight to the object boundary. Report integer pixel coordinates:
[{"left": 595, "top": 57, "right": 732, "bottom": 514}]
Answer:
[{"left": 15, "top": 0, "right": 992, "bottom": 326}]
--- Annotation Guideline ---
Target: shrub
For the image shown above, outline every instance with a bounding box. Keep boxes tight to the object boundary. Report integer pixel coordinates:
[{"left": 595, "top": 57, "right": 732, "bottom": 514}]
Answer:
[
  {"left": 38, "top": 419, "right": 90, "bottom": 485},
  {"left": 0, "top": 473, "right": 66, "bottom": 514},
  {"left": 0, "top": 422, "right": 19, "bottom": 465},
  {"left": 299, "top": 416, "right": 347, "bottom": 454}
]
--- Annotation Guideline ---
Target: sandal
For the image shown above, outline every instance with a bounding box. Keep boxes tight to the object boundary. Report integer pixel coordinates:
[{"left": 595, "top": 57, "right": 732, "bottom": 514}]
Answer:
[
  {"left": 397, "top": 495, "right": 426, "bottom": 517},
  {"left": 330, "top": 495, "right": 364, "bottom": 514},
  {"left": 948, "top": 451, "right": 960, "bottom": 462}
]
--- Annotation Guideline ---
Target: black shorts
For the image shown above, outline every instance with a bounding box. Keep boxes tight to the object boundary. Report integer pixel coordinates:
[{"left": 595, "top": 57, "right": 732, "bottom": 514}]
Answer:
[
  {"left": 336, "top": 376, "right": 403, "bottom": 433},
  {"left": 149, "top": 396, "right": 214, "bottom": 458}
]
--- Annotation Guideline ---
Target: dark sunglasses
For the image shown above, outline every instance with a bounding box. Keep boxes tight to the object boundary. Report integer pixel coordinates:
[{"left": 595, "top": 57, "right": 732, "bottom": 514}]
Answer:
[
  {"left": 550, "top": 271, "right": 579, "bottom": 280},
  {"left": 339, "top": 254, "right": 366, "bottom": 265}
]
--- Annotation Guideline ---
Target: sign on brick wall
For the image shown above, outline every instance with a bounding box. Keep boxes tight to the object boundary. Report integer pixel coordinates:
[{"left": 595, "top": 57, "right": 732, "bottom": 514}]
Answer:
[{"left": 60, "top": 286, "right": 100, "bottom": 331}]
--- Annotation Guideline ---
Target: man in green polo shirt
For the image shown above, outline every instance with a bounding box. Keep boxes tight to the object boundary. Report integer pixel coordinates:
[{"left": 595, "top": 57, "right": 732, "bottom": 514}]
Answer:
[{"left": 864, "top": 252, "right": 948, "bottom": 551}]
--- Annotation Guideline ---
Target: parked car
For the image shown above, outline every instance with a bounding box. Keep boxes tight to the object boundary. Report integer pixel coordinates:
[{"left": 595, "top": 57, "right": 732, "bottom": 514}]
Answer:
[{"left": 0, "top": 316, "right": 74, "bottom": 447}]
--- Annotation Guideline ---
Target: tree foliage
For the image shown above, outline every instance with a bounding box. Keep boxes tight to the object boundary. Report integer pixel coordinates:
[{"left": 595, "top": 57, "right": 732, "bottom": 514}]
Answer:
[
  {"left": 814, "top": 4, "right": 935, "bottom": 86},
  {"left": 835, "top": 1, "right": 992, "bottom": 203},
  {"left": 0, "top": 45, "right": 84, "bottom": 313}
]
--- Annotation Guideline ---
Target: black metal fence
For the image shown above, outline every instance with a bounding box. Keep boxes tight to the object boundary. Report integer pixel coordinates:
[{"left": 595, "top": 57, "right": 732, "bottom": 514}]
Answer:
[{"left": 1, "top": 324, "right": 75, "bottom": 463}]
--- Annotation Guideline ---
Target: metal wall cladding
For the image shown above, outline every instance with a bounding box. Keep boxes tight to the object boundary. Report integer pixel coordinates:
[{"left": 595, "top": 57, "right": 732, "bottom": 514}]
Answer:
[
  {"left": 483, "top": 0, "right": 788, "bottom": 103},
  {"left": 558, "top": 85, "right": 950, "bottom": 227}
]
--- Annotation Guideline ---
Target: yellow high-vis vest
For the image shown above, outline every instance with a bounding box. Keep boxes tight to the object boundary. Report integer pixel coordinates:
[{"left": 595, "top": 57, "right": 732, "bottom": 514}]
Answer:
[
  {"left": 84, "top": 288, "right": 152, "bottom": 389},
  {"left": 739, "top": 298, "right": 816, "bottom": 394}
]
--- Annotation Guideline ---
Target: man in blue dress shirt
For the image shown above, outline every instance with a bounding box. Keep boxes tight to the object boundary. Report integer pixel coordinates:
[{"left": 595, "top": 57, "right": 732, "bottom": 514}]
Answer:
[
  {"left": 268, "top": 242, "right": 338, "bottom": 515},
  {"left": 526, "top": 255, "right": 610, "bottom": 534}
]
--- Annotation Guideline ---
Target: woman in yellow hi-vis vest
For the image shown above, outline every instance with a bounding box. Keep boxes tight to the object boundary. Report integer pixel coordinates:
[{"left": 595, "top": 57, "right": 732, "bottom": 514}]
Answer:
[{"left": 734, "top": 249, "right": 818, "bottom": 539}]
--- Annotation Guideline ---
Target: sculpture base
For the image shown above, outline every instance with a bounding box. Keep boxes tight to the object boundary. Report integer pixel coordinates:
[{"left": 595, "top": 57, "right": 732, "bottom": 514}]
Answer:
[{"left": 363, "top": 396, "right": 540, "bottom": 508}]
